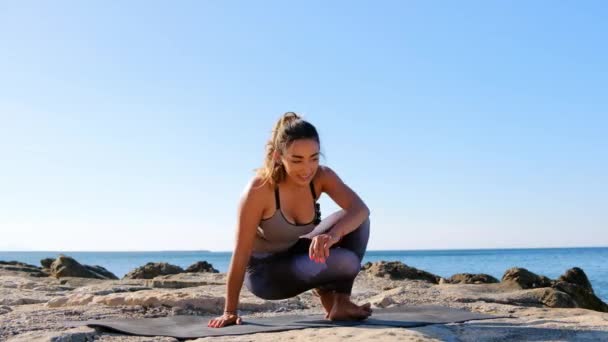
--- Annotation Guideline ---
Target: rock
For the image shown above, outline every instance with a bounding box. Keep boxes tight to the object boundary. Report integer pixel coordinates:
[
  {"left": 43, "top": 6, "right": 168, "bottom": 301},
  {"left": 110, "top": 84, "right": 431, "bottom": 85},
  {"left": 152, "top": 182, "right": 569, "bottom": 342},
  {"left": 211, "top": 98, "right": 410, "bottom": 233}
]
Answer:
[
  {"left": 557, "top": 267, "right": 594, "bottom": 293},
  {"left": 49, "top": 255, "right": 118, "bottom": 280},
  {"left": 0, "top": 261, "right": 39, "bottom": 269},
  {"left": 0, "top": 289, "right": 54, "bottom": 306},
  {"left": 46, "top": 285, "right": 282, "bottom": 313},
  {"left": 145, "top": 279, "right": 216, "bottom": 289},
  {"left": 361, "top": 261, "right": 441, "bottom": 283},
  {"left": 83, "top": 264, "right": 118, "bottom": 280},
  {"left": 501, "top": 287, "right": 578, "bottom": 308},
  {"left": 501, "top": 267, "right": 553, "bottom": 289},
  {"left": 185, "top": 261, "right": 219, "bottom": 273},
  {"left": 123, "top": 262, "right": 184, "bottom": 279},
  {"left": 552, "top": 281, "right": 608, "bottom": 312},
  {"left": 32, "top": 285, "right": 74, "bottom": 292},
  {"left": 0, "top": 261, "right": 48, "bottom": 277},
  {"left": 538, "top": 287, "right": 578, "bottom": 308},
  {"left": 367, "top": 286, "right": 406, "bottom": 308},
  {"left": 56, "top": 277, "right": 115, "bottom": 287},
  {"left": 446, "top": 273, "right": 499, "bottom": 284},
  {"left": 498, "top": 267, "right": 608, "bottom": 312},
  {"left": 372, "top": 295, "right": 396, "bottom": 308},
  {"left": 140, "top": 272, "right": 225, "bottom": 288},
  {"left": 442, "top": 282, "right": 578, "bottom": 309},
  {"left": 171, "top": 306, "right": 187, "bottom": 315},
  {"left": 72, "top": 284, "right": 152, "bottom": 296},
  {"left": 40, "top": 258, "right": 54, "bottom": 269},
  {"left": 4, "top": 326, "right": 100, "bottom": 342},
  {"left": 0, "top": 305, "right": 12, "bottom": 315},
  {"left": 544, "top": 267, "right": 608, "bottom": 312},
  {"left": 4, "top": 259, "right": 608, "bottom": 341}
]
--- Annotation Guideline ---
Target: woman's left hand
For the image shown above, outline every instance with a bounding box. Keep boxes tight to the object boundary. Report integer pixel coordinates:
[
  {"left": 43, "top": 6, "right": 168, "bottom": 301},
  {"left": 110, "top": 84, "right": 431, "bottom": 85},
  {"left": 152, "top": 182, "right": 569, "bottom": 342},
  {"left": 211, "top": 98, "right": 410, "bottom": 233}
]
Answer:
[{"left": 309, "top": 233, "right": 338, "bottom": 263}]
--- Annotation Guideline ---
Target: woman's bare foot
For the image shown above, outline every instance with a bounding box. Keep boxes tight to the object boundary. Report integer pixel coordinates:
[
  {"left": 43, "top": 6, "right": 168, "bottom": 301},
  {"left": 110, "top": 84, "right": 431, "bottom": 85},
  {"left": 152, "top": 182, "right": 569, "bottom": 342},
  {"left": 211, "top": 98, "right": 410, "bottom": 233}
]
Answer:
[
  {"left": 313, "top": 288, "right": 335, "bottom": 318},
  {"left": 327, "top": 293, "right": 372, "bottom": 321},
  {"left": 360, "top": 302, "right": 372, "bottom": 313}
]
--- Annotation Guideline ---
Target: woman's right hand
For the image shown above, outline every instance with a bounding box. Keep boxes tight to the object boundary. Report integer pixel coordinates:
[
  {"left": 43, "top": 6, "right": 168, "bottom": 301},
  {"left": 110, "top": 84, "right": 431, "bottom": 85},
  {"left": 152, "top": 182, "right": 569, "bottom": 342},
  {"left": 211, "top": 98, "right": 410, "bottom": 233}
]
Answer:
[{"left": 207, "top": 312, "right": 242, "bottom": 328}]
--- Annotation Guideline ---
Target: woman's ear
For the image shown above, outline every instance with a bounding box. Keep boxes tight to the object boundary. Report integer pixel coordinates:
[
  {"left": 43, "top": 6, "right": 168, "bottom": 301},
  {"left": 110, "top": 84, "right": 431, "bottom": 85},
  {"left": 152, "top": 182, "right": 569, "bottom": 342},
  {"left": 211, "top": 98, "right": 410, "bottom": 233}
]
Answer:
[{"left": 273, "top": 151, "right": 281, "bottom": 164}]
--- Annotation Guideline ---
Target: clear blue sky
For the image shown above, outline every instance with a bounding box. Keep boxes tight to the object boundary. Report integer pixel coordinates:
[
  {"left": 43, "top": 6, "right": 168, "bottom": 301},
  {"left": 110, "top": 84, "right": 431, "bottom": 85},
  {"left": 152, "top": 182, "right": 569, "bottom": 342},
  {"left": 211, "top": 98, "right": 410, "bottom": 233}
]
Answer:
[{"left": 1, "top": 1, "right": 606, "bottom": 251}]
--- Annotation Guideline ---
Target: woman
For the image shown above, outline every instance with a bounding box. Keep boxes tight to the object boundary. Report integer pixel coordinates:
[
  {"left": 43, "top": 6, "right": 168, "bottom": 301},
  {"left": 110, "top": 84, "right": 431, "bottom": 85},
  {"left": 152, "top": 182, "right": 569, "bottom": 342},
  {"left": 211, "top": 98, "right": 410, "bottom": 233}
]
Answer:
[{"left": 208, "top": 112, "right": 372, "bottom": 328}]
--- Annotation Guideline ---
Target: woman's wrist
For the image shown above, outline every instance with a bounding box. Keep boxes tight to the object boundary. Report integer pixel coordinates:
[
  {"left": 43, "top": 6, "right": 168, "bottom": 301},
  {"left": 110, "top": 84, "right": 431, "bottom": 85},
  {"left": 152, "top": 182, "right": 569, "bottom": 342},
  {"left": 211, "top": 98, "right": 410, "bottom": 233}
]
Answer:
[{"left": 328, "top": 230, "right": 341, "bottom": 244}]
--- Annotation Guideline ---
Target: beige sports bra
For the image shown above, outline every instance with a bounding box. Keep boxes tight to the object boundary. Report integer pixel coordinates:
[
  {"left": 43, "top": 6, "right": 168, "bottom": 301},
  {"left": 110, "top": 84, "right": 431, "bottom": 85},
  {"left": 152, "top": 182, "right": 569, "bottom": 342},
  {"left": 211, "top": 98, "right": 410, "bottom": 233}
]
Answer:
[{"left": 251, "top": 182, "right": 321, "bottom": 253}]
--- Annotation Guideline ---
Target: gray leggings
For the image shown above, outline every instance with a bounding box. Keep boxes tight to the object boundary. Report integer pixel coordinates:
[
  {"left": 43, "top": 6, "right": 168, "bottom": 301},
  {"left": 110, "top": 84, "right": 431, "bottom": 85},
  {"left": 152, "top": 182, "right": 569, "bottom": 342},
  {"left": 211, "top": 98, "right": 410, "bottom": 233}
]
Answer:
[{"left": 244, "top": 217, "right": 370, "bottom": 300}]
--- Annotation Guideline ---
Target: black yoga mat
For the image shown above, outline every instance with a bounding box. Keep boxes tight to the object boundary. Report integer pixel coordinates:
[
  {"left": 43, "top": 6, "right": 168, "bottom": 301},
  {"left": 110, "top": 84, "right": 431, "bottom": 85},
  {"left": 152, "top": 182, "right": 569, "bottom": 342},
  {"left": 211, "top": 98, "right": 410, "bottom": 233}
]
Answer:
[{"left": 65, "top": 305, "right": 509, "bottom": 339}]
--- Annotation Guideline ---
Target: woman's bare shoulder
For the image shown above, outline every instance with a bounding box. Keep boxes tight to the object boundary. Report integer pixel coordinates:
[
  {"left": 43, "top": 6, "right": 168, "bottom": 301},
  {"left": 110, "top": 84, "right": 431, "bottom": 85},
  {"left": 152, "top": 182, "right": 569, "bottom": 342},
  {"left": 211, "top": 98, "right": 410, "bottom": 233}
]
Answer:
[
  {"left": 315, "top": 164, "right": 338, "bottom": 192},
  {"left": 316, "top": 164, "right": 338, "bottom": 182},
  {"left": 241, "top": 175, "right": 273, "bottom": 201}
]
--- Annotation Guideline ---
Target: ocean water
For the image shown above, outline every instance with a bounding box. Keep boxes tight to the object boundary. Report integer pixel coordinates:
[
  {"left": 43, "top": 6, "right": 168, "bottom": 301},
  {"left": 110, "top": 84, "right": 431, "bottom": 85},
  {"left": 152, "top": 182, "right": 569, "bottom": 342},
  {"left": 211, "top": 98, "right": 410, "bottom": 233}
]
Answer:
[{"left": 1, "top": 247, "right": 606, "bottom": 302}]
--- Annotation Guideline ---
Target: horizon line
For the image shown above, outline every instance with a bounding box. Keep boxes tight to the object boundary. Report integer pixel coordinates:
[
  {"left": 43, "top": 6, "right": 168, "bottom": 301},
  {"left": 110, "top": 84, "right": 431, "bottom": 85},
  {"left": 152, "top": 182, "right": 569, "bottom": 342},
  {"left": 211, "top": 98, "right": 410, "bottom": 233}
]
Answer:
[{"left": 2, "top": 245, "right": 607, "bottom": 253}]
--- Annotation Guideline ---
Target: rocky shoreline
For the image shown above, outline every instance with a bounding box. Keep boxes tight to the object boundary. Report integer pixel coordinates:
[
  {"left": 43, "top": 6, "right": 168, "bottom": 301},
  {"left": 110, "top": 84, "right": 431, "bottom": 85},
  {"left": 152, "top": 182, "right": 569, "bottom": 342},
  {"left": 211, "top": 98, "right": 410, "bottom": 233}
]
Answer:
[{"left": 1, "top": 255, "right": 608, "bottom": 341}]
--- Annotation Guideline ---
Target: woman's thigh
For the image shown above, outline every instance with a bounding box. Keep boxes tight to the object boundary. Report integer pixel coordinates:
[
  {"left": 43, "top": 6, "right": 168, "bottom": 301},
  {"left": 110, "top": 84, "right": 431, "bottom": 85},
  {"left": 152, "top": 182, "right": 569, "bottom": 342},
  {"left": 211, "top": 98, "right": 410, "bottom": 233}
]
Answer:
[{"left": 245, "top": 247, "right": 361, "bottom": 300}]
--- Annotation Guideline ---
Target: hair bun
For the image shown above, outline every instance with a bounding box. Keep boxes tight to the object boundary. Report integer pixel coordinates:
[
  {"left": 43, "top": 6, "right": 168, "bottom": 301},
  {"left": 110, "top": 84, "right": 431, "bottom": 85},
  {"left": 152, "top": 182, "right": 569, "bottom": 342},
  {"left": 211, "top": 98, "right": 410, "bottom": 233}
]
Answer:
[{"left": 280, "top": 112, "right": 300, "bottom": 125}]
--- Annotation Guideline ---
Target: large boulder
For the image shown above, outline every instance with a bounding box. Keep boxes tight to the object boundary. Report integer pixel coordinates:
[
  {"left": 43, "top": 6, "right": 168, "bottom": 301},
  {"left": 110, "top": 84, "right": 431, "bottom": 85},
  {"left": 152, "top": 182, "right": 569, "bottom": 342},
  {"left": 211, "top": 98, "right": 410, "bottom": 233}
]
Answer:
[
  {"left": 185, "top": 261, "right": 219, "bottom": 273},
  {"left": 499, "top": 266, "right": 608, "bottom": 312},
  {"left": 446, "top": 273, "right": 499, "bottom": 284},
  {"left": 123, "top": 262, "right": 184, "bottom": 279},
  {"left": 557, "top": 267, "right": 594, "bottom": 293},
  {"left": 501, "top": 267, "right": 553, "bottom": 289},
  {"left": 361, "top": 261, "right": 441, "bottom": 283},
  {"left": 537, "top": 287, "right": 578, "bottom": 308},
  {"left": 552, "top": 281, "right": 608, "bottom": 312},
  {"left": 551, "top": 267, "right": 608, "bottom": 312},
  {"left": 50, "top": 255, "right": 118, "bottom": 280}
]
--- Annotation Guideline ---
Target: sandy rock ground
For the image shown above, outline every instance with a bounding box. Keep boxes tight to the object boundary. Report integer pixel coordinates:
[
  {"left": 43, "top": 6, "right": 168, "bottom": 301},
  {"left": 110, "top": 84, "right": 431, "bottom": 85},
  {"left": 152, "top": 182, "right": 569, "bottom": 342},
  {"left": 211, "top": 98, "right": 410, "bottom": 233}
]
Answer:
[{"left": 2, "top": 268, "right": 608, "bottom": 341}]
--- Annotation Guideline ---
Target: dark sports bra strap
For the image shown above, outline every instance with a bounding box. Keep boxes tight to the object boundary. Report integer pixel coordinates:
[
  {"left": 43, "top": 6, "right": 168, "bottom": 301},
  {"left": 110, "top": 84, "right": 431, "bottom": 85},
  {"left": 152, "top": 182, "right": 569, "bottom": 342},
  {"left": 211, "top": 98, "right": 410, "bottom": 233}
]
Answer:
[
  {"left": 309, "top": 181, "right": 317, "bottom": 201},
  {"left": 274, "top": 187, "right": 281, "bottom": 209}
]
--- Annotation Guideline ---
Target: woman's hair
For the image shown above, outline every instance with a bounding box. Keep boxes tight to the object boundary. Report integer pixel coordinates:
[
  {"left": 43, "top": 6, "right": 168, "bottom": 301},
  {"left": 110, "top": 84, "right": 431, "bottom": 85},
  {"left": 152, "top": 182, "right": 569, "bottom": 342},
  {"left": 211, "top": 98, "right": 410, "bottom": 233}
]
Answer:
[{"left": 255, "top": 112, "right": 321, "bottom": 186}]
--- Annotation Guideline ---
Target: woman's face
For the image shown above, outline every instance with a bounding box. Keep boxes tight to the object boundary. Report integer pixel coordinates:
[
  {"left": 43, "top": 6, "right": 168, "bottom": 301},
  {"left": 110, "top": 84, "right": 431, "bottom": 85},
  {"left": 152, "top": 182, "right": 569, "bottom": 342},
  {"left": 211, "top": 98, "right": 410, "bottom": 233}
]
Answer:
[{"left": 279, "top": 139, "right": 320, "bottom": 185}]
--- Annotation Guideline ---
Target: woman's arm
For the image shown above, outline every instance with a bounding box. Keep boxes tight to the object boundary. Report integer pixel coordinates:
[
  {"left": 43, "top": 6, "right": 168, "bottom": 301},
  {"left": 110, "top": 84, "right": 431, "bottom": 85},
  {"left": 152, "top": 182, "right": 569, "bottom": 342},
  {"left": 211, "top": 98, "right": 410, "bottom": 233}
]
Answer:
[
  {"left": 320, "top": 166, "right": 370, "bottom": 241},
  {"left": 224, "top": 178, "right": 266, "bottom": 312},
  {"left": 208, "top": 178, "right": 265, "bottom": 328},
  {"left": 308, "top": 166, "right": 370, "bottom": 263}
]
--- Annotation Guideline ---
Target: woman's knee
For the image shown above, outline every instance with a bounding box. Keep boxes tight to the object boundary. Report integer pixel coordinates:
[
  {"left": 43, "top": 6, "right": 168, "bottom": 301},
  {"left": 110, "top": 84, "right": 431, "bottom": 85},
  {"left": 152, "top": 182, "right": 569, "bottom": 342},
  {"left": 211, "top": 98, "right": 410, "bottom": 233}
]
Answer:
[
  {"left": 328, "top": 249, "right": 362, "bottom": 278},
  {"left": 245, "top": 278, "right": 292, "bottom": 300},
  {"left": 346, "top": 216, "right": 370, "bottom": 237},
  {"left": 336, "top": 216, "right": 370, "bottom": 259},
  {"left": 244, "top": 272, "right": 283, "bottom": 300},
  {"left": 360, "top": 216, "right": 370, "bottom": 232}
]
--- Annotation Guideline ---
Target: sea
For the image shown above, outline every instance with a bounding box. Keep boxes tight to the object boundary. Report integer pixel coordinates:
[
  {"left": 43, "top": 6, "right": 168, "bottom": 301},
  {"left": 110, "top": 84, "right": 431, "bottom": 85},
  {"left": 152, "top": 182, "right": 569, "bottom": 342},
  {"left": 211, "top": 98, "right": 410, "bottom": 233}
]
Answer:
[{"left": 2, "top": 247, "right": 607, "bottom": 302}]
